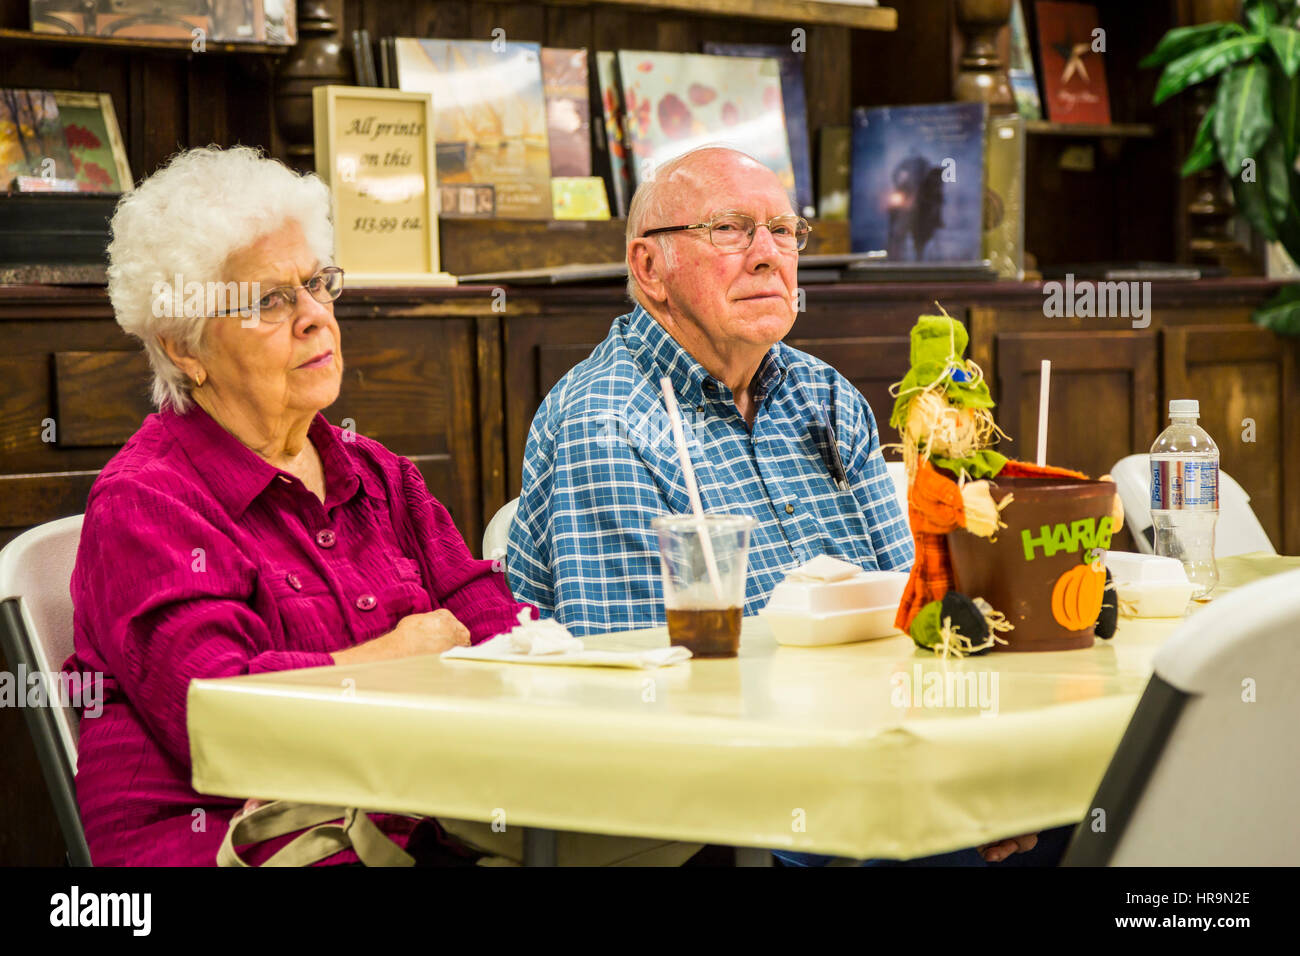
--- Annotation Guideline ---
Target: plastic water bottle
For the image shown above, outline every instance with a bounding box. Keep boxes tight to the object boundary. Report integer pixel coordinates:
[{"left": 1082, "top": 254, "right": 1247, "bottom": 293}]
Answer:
[{"left": 1149, "top": 399, "right": 1219, "bottom": 599}]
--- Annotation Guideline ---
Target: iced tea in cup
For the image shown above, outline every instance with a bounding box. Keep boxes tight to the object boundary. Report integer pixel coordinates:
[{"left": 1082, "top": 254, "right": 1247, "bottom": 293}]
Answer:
[{"left": 652, "top": 514, "right": 754, "bottom": 658}]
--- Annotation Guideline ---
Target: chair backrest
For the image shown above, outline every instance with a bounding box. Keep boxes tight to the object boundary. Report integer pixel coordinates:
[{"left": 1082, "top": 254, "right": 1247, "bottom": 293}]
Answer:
[
  {"left": 885, "top": 460, "right": 909, "bottom": 519},
  {"left": 0, "top": 514, "right": 92, "bottom": 866},
  {"left": 1063, "top": 567, "right": 1300, "bottom": 865},
  {"left": 1109, "top": 453, "right": 1275, "bottom": 557},
  {"left": 482, "top": 497, "right": 520, "bottom": 565}
]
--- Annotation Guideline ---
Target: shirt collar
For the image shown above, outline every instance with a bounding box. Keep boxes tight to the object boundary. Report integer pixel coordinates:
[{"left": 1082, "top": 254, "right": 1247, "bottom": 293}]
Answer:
[
  {"left": 623, "top": 303, "right": 788, "bottom": 408},
  {"left": 163, "top": 405, "right": 382, "bottom": 517}
]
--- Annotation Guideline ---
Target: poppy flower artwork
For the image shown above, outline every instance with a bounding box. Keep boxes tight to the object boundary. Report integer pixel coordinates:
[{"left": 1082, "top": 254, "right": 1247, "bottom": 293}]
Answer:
[
  {"left": 52, "top": 91, "right": 132, "bottom": 193},
  {"left": 614, "top": 50, "right": 796, "bottom": 204}
]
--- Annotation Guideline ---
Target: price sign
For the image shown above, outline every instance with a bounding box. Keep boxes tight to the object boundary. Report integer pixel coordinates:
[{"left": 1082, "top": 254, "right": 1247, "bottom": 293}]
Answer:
[{"left": 312, "top": 85, "right": 454, "bottom": 286}]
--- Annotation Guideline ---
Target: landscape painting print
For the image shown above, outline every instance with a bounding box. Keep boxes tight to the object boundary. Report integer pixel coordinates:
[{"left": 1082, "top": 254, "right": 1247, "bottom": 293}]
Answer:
[
  {"left": 616, "top": 51, "right": 795, "bottom": 204},
  {"left": 850, "top": 102, "right": 987, "bottom": 260},
  {"left": 1009, "top": 0, "right": 1043, "bottom": 120},
  {"left": 0, "top": 88, "right": 76, "bottom": 186},
  {"left": 1034, "top": 1, "right": 1111, "bottom": 125},
  {"left": 396, "top": 38, "right": 552, "bottom": 219}
]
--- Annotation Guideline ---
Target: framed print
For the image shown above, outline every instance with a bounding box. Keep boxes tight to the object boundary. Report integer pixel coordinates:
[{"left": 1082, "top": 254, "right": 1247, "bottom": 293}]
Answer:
[
  {"left": 312, "top": 85, "right": 455, "bottom": 287},
  {"left": 52, "top": 90, "right": 132, "bottom": 193}
]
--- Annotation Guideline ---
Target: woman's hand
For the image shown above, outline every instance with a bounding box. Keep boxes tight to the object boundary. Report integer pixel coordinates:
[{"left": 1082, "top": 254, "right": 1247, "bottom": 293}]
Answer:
[
  {"left": 977, "top": 832, "right": 1039, "bottom": 863},
  {"left": 330, "top": 609, "right": 471, "bottom": 665}
]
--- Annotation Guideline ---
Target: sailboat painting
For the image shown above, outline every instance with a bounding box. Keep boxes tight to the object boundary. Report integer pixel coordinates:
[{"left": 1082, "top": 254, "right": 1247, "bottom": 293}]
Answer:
[{"left": 395, "top": 38, "right": 553, "bottom": 219}]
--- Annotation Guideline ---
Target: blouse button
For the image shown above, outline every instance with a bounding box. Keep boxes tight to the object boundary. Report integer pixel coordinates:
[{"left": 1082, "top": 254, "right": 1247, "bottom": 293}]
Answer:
[
  {"left": 316, "top": 529, "right": 337, "bottom": 549},
  {"left": 355, "top": 593, "right": 377, "bottom": 611},
  {"left": 286, "top": 572, "right": 303, "bottom": 591},
  {"left": 785, "top": 503, "right": 795, "bottom": 514}
]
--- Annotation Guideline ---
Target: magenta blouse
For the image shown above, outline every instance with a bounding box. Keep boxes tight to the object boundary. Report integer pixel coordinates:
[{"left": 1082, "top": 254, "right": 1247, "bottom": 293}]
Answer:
[{"left": 66, "top": 404, "right": 530, "bottom": 866}]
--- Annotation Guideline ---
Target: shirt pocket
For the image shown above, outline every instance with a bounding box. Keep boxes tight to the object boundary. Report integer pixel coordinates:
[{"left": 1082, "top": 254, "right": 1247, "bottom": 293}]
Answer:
[
  {"left": 261, "top": 566, "right": 349, "bottom": 653},
  {"left": 379, "top": 554, "right": 434, "bottom": 625}
]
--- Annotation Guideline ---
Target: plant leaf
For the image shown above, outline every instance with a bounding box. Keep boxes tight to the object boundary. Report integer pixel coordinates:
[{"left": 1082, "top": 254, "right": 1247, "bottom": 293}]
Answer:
[
  {"left": 1270, "top": 68, "right": 1300, "bottom": 172},
  {"left": 1215, "top": 62, "right": 1274, "bottom": 174},
  {"left": 1268, "top": 25, "right": 1300, "bottom": 76},
  {"left": 1252, "top": 284, "right": 1300, "bottom": 336},
  {"left": 1181, "top": 105, "right": 1219, "bottom": 176},
  {"left": 1140, "top": 22, "right": 1240, "bottom": 69},
  {"left": 1247, "top": 1, "right": 1279, "bottom": 33},
  {"left": 1154, "top": 34, "right": 1267, "bottom": 105},
  {"left": 1232, "top": 169, "right": 1281, "bottom": 240}
]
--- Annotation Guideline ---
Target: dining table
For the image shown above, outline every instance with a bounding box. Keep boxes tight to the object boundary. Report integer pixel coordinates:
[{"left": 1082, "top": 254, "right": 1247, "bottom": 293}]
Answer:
[{"left": 186, "top": 551, "right": 1300, "bottom": 865}]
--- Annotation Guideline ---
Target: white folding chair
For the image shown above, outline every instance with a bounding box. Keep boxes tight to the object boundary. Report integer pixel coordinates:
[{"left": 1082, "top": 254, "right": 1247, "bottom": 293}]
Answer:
[
  {"left": 885, "top": 460, "right": 909, "bottom": 518},
  {"left": 0, "top": 514, "right": 92, "bottom": 866},
  {"left": 482, "top": 497, "right": 520, "bottom": 565},
  {"left": 1062, "top": 567, "right": 1300, "bottom": 865},
  {"left": 1109, "top": 453, "right": 1275, "bottom": 557}
]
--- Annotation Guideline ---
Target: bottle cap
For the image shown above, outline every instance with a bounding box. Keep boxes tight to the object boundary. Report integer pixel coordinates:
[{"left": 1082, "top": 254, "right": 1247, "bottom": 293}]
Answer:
[{"left": 1169, "top": 399, "right": 1199, "bottom": 417}]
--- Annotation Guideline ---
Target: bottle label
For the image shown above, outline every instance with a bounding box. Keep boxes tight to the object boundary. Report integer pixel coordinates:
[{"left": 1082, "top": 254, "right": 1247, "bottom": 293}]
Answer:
[{"left": 1150, "top": 459, "right": 1219, "bottom": 510}]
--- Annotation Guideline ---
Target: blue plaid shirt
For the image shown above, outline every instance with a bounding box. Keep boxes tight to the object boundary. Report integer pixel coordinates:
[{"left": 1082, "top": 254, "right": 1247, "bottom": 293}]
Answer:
[{"left": 507, "top": 304, "right": 914, "bottom": 635}]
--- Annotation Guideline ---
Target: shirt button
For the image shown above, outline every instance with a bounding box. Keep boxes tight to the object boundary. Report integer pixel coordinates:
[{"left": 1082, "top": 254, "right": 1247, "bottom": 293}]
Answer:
[
  {"left": 316, "top": 529, "right": 337, "bottom": 549},
  {"left": 696, "top": 405, "right": 704, "bottom": 413},
  {"left": 786, "top": 503, "right": 795, "bottom": 514},
  {"left": 355, "top": 593, "right": 377, "bottom": 611},
  {"left": 286, "top": 572, "right": 303, "bottom": 591}
]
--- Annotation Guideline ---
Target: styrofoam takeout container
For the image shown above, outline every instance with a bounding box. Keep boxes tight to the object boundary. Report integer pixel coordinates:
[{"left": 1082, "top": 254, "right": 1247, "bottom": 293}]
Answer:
[
  {"left": 760, "top": 570, "right": 909, "bottom": 646},
  {"left": 759, "top": 604, "right": 905, "bottom": 646},
  {"left": 1105, "top": 551, "right": 1195, "bottom": 617}
]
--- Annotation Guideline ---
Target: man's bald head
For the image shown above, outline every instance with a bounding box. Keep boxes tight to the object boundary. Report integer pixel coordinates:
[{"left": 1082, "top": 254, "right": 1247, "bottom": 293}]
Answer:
[{"left": 625, "top": 147, "right": 791, "bottom": 305}]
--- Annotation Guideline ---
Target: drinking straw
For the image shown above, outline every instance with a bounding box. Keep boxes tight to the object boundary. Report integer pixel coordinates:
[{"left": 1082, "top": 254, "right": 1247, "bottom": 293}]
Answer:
[
  {"left": 660, "top": 376, "right": 724, "bottom": 601},
  {"left": 1037, "top": 359, "right": 1051, "bottom": 467}
]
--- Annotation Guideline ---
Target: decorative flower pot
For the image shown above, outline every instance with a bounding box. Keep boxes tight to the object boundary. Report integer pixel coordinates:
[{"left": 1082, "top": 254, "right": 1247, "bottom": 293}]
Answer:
[{"left": 947, "top": 476, "right": 1117, "bottom": 651}]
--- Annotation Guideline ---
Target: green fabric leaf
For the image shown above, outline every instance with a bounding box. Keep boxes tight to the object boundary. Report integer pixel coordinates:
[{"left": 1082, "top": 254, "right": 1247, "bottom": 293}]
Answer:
[
  {"left": 1268, "top": 25, "right": 1300, "bottom": 76},
  {"left": 1154, "top": 34, "right": 1266, "bottom": 105},
  {"left": 1140, "top": 22, "right": 1240, "bottom": 70},
  {"left": 909, "top": 600, "right": 943, "bottom": 649},
  {"left": 1214, "top": 62, "right": 1274, "bottom": 176},
  {"left": 1252, "top": 283, "right": 1300, "bottom": 335},
  {"left": 929, "top": 450, "right": 1007, "bottom": 482},
  {"left": 1180, "top": 105, "right": 1218, "bottom": 176}
]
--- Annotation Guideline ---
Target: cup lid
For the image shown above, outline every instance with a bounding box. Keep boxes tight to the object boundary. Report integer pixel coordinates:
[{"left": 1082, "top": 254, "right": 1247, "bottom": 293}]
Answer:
[{"left": 652, "top": 513, "right": 755, "bottom": 532}]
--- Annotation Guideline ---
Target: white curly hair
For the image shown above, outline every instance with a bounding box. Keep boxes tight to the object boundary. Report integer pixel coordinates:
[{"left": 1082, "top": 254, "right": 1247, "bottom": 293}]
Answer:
[{"left": 106, "top": 145, "right": 335, "bottom": 412}]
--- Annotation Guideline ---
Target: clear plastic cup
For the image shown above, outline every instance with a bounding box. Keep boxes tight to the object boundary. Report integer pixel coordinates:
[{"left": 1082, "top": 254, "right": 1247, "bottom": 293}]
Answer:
[{"left": 652, "top": 514, "right": 754, "bottom": 658}]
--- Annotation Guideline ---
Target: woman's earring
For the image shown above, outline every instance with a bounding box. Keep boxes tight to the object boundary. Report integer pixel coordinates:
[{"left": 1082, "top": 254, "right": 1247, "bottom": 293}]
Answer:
[{"left": 194, "top": 371, "right": 205, "bottom": 388}]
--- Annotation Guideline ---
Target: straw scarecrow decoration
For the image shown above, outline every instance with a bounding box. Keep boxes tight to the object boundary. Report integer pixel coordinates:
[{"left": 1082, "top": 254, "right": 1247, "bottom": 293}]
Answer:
[{"left": 889, "top": 310, "right": 1123, "bottom": 657}]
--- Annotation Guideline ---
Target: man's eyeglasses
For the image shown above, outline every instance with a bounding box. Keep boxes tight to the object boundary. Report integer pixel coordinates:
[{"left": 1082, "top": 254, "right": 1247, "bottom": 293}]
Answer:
[
  {"left": 641, "top": 212, "right": 811, "bottom": 253},
  {"left": 211, "top": 266, "right": 345, "bottom": 323}
]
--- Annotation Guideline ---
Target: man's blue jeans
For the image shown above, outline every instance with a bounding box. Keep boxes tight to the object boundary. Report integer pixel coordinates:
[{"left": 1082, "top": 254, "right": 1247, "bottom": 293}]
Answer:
[{"left": 771, "top": 824, "right": 1075, "bottom": 867}]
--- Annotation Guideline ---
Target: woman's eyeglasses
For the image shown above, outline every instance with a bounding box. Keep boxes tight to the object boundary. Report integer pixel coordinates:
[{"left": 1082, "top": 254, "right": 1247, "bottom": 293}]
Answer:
[
  {"left": 641, "top": 212, "right": 811, "bottom": 253},
  {"left": 210, "top": 266, "right": 345, "bottom": 323}
]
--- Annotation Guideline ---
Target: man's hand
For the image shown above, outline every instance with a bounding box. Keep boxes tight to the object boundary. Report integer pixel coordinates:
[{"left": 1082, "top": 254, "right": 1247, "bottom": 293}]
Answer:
[
  {"left": 331, "top": 609, "right": 471, "bottom": 665},
  {"left": 977, "top": 832, "right": 1038, "bottom": 863}
]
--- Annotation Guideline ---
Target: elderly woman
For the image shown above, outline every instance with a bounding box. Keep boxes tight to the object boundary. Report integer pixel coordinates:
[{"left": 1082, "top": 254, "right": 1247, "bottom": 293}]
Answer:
[{"left": 66, "top": 146, "right": 529, "bottom": 866}]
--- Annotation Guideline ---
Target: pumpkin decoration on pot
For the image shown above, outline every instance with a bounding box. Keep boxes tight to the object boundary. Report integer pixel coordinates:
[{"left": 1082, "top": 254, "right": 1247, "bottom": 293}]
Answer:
[{"left": 890, "top": 310, "right": 1125, "bottom": 656}]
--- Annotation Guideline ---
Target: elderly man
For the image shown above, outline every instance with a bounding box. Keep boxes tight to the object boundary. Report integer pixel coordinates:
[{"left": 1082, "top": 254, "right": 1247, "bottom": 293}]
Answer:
[
  {"left": 508, "top": 146, "right": 1066, "bottom": 867},
  {"left": 508, "top": 147, "right": 913, "bottom": 634}
]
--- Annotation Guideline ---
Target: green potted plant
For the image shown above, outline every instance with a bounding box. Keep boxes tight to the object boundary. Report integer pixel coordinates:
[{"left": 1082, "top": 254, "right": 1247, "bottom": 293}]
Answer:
[{"left": 1144, "top": 0, "right": 1300, "bottom": 332}]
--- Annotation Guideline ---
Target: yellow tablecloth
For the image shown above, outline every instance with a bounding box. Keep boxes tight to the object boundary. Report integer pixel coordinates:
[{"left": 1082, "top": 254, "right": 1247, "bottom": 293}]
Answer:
[{"left": 186, "top": 553, "right": 1293, "bottom": 860}]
